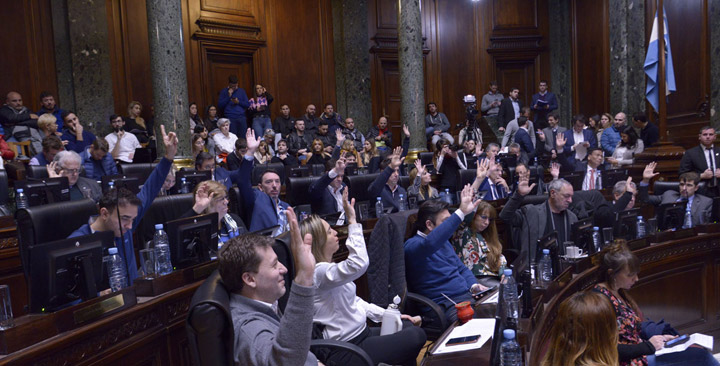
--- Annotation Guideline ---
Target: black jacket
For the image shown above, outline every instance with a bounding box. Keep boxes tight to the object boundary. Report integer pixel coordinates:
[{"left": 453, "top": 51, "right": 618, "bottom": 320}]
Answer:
[
  {"left": 287, "top": 132, "right": 313, "bottom": 156},
  {"left": 309, "top": 172, "right": 346, "bottom": 215},
  {"left": 497, "top": 98, "right": 524, "bottom": 128}
]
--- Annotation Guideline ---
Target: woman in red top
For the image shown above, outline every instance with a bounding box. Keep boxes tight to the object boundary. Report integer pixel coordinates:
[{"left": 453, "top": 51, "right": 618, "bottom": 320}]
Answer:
[{"left": 0, "top": 135, "right": 15, "bottom": 161}]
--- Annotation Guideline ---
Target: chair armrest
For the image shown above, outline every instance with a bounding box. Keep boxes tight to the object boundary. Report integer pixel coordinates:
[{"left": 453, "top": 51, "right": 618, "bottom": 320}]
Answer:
[
  {"left": 310, "top": 339, "right": 374, "bottom": 366},
  {"left": 405, "top": 292, "right": 449, "bottom": 335}
]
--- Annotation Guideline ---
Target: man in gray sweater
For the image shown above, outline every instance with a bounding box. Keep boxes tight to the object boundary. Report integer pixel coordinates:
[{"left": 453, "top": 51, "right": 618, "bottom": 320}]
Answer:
[{"left": 219, "top": 207, "right": 321, "bottom": 366}]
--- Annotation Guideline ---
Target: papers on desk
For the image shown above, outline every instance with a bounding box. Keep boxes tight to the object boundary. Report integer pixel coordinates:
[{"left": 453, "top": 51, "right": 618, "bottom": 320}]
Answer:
[
  {"left": 431, "top": 318, "right": 496, "bottom": 355},
  {"left": 482, "top": 291, "right": 499, "bottom": 304},
  {"left": 654, "top": 333, "right": 713, "bottom": 356}
]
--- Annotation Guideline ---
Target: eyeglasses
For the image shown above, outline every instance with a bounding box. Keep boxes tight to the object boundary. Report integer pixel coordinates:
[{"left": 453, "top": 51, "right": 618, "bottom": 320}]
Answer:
[
  {"left": 478, "top": 215, "right": 494, "bottom": 221},
  {"left": 61, "top": 168, "right": 80, "bottom": 175}
]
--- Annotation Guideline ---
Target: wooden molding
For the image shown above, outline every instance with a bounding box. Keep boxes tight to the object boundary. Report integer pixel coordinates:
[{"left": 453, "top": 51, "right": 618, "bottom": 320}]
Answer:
[
  {"left": 487, "top": 35, "right": 543, "bottom": 52},
  {"left": 195, "top": 17, "right": 262, "bottom": 39}
]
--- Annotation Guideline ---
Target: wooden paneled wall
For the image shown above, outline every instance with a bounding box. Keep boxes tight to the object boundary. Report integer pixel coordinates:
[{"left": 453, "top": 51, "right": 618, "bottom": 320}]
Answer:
[{"left": 571, "top": 0, "right": 610, "bottom": 118}]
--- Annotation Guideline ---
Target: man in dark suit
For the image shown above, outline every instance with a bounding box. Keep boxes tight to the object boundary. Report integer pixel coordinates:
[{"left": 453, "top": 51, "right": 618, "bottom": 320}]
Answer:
[
  {"left": 641, "top": 162, "right": 712, "bottom": 225},
  {"left": 496, "top": 87, "right": 523, "bottom": 132},
  {"left": 514, "top": 116, "right": 535, "bottom": 159},
  {"left": 309, "top": 157, "right": 347, "bottom": 215},
  {"left": 556, "top": 133, "right": 606, "bottom": 191},
  {"left": 679, "top": 126, "right": 720, "bottom": 197},
  {"left": 537, "top": 112, "right": 567, "bottom": 159},
  {"left": 561, "top": 115, "right": 597, "bottom": 161},
  {"left": 632, "top": 113, "right": 659, "bottom": 147},
  {"left": 471, "top": 159, "right": 510, "bottom": 201},
  {"left": 530, "top": 80, "right": 558, "bottom": 130}
]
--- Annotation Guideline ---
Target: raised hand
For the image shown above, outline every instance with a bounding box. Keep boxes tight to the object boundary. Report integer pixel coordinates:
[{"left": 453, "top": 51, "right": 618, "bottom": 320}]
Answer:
[
  {"left": 192, "top": 182, "right": 214, "bottom": 213},
  {"left": 335, "top": 128, "right": 346, "bottom": 146},
  {"left": 555, "top": 133, "right": 567, "bottom": 149},
  {"left": 550, "top": 161, "right": 560, "bottom": 179},
  {"left": 475, "top": 143, "right": 483, "bottom": 157},
  {"left": 624, "top": 177, "right": 636, "bottom": 194},
  {"left": 517, "top": 173, "right": 536, "bottom": 196},
  {"left": 160, "top": 125, "right": 178, "bottom": 159},
  {"left": 414, "top": 159, "right": 425, "bottom": 176},
  {"left": 459, "top": 183, "right": 482, "bottom": 215},
  {"left": 287, "top": 207, "right": 315, "bottom": 286},
  {"left": 46, "top": 161, "right": 61, "bottom": 178},
  {"left": 342, "top": 189, "right": 357, "bottom": 225},
  {"left": 245, "top": 128, "right": 261, "bottom": 155},
  {"left": 334, "top": 157, "right": 347, "bottom": 175},
  {"left": 390, "top": 146, "right": 403, "bottom": 169},
  {"left": 403, "top": 124, "right": 410, "bottom": 138},
  {"left": 642, "top": 161, "right": 660, "bottom": 183},
  {"left": 476, "top": 158, "right": 489, "bottom": 181}
]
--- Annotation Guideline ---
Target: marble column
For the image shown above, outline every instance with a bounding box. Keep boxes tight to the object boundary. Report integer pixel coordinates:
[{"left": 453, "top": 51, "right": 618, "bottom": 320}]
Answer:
[
  {"left": 549, "top": 0, "right": 572, "bottom": 127},
  {"left": 710, "top": 0, "right": 720, "bottom": 129},
  {"left": 146, "top": 0, "right": 191, "bottom": 157},
  {"left": 65, "top": 0, "right": 115, "bottom": 135},
  {"left": 608, "top": 0, "right": 646, "bottom": 116},
  {"left": 331, "top": 0, "right": 372, "bottom": 133},
  {"left": 50, "top": 0, "right": 75, "bottom": 112},
  {"left": 398, "top": 0, "right": 426, "bottom": 153}
]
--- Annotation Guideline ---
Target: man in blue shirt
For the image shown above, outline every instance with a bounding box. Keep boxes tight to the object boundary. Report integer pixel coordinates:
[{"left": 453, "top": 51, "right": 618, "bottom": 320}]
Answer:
[
  {"left": 36, "top": 91, "right": 65, "bottom": 130},
  {"left": 217, "top": 75, "right": 250, "bottom": 136},
  {"left": 68, "top": 125, "right": 178, "bottom": 285},
  {"left": 61, "top": 111, "right": 96, "bottom": 153},
  {"left": 601, "top": 112, "right": 626, "bottom": 156},
  {"left": 404, "top": 184, "right": 484, "bottom": 324},
  {"left": 238, "top": 129, "right": 290, "bottom": 233},
  {"left": 80, "top": 138, "right": 118, "bottom": 180}
]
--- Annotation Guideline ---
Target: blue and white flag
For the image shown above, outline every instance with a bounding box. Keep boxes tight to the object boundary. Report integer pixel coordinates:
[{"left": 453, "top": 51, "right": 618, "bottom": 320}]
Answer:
[{"left": 644, "top": 7, "right": 676, "bottom": 112}]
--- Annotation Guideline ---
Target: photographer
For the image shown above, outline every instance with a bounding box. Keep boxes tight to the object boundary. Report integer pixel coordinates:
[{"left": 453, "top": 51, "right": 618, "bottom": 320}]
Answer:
[
  {"left": 434, "top": 139, "right": 467, "bottom": 194},
  {"left": 459, "top": 95, "right": 483, "bottom": 146},
  {"left": 105, "top": 114, "right": 141, "bottom": 163}
]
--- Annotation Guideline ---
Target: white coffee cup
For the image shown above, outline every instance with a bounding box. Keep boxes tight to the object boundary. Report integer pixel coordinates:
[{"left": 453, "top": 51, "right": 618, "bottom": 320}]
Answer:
[{"left": 565, "top": 246, "right": 584, "bottom": 258}]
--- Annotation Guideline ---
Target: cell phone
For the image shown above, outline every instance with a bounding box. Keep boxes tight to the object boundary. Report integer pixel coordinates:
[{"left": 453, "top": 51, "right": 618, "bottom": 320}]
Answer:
[
  {"left": 665, "top": 334, "right": 688, "bottom": 347},
  {"left": 446, "top": 335, "right": 481, "bottom": 346}
]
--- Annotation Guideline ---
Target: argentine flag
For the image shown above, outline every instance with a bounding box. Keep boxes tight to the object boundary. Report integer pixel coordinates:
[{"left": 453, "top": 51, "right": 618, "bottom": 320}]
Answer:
[{"left": 644, "top": 7, "right": 676, "bottom": 112}]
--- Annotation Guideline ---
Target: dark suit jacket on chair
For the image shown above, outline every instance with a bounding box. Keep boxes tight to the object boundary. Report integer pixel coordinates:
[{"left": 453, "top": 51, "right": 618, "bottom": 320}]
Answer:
[{"left": 639, "top": 184, "right": 712, "bottom": 225}]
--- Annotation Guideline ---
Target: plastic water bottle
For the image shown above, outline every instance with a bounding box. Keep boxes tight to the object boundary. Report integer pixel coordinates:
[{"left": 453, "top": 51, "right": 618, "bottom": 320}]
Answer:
[
  {"left": 153, "top": 224, "right": 173, "bottom": 275},
  {"left": 500, "top": 329, "right": 522, "bottom": 366},
  {"left": 375, "top": 197, "right": 384, "bottom": 218},
  {"left": 500, "top": 269, "right": 519, "bottom": 328},
  {"left": 443, "top": 188, "right": 453, "bottom": 204},
  {"left": 108, "top": 181, "right": 115, "bottom": 190},
  {"left": 683, "top": 205, "right": 693, "bottom": 229},
  {"left": 398, "top": 194, "right": 407, "bottom": 211},
  {"left": 592, "top": 226, "right": 601, "bottom": 252},
  {"left": 636, "top": 216, "right": 646, "bottom": 238},
  {"left": 15, "top": 188, "right": 28, "bottom": 210},
  {"left": 538, "top": 249, "right": 553, "bottom": 286},
  {"left": 107, "top": 247, "right": 128, "bottom": 292},
  {"left": 179, "top": 177, "right": 189, "bottom": 194}
]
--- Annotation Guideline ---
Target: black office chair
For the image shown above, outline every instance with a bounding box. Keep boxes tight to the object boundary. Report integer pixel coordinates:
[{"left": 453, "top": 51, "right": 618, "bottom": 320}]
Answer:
[
  {"left": 25, "top": 165, "right": 49, "bottom": 179},
  {"left": 398, "top": 175, "right": 410, "bottom": 190},
  {"left": 367, "top": 156, "right": 382, "bottom": 174},
  {"left": 0, "top": 169, "right": 9, "bottom": 205},
  {"left": 228, "top": 187, "right": 250, "bottom": 230},
  {"left": 419, "top": 151, "right": 434, "bottom": 166},
  {"left": 346, "top": 173, "right": 380, "bottom": 203},
  {"left": 15, "top": 198, "right": 98, "bottom": 278},
  {"left": 285, "top": 176, "right": 321, "bottom": 206},
  {"left": 456, "top": 169, "right": 477, "bottom": 192},
  {"left": 252, "top": 162, "right": 286, "bottom": 185},
  {"left": 118, "top": 163, "right": 158, "bottom": 182},
  {"left": 136, "top": 193, "right": 195, "bottom": 248},
  {"left": 652, "top": 181, "right": 678, "bottom": 196}
]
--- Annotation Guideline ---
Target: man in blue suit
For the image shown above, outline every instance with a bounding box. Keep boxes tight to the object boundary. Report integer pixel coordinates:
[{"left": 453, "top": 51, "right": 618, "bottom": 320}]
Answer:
[
  {"left": 562, "top": 115, "right": 597, "bottom": 161},
  {"left": 195, "top": 151, "right": 242, "bottom": 190},
  {"left": 514, "top": 116, "right": 535, "bottom": 159},
  {"left": 471, "top": 159, "right": 510, "bottom": 201},
  {"left": 309, "top": 157, "right": 346, "bottom": 215},
  {"left": 239, "top": 129, "right": 290, "bottom": 234}
]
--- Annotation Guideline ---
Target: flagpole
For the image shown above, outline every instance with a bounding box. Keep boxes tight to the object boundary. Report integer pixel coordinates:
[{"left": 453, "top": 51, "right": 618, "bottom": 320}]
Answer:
[{"left": 657, "top": 0, "right": 668, "bottom": 143}]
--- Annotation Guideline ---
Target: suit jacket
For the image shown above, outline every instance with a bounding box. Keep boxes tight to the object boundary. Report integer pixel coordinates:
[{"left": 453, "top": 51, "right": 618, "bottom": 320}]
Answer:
[
  {"left": 238, "top": 157, "right": 290, "bottom": 231},
  {"left": 557, "top": 153, "right": 605, "bottom": 189},
  {"left": 679, "top": 145, "right": 720, "bottom": 186},
  {"left": 477, "top": 177, "right": 509, "bottom": 201},
  {"left": 497, "top": 98, "right": 524, "bottom": 128},
  {"left": 514, "top": 128, "right": 535, "bottom": 156},
  {"left": 561, "top": 129, "right": 597, "bottom": 159},
  {"left": 540, "top": 126, "right": 567, "bottom": 154},
  {"left": 639, "top": 185, "right": 712, "bottom": 225},
  {"left": 308, "top": 172, "right": 346, "bottom": 215}
]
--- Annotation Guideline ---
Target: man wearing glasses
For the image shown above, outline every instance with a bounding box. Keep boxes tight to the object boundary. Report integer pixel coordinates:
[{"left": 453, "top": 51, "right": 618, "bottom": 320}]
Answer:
[{"left": 47, "top": 150, "right": 102, "bottom": 202}]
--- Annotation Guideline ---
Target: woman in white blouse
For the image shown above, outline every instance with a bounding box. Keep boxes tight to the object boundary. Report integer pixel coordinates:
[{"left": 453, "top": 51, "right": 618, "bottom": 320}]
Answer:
[
  {"left": 607, "top": 126, "right": 644, "bottom": 167},
  {"left": 301, "top": 190, "right": 426, "bottom": 366},
  {"left": 212, "top": 118, "right": 238, "bottom": 162}
]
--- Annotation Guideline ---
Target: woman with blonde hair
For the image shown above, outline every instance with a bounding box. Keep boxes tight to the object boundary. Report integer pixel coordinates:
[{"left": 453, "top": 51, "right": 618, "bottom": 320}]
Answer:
[
  {"left": 360, "top": 138, "right": 380, "bottom": 172},
  {"left": 253, "top": 140, "right": 273, "bottom": 165},
  {"left": 541, "top": 291, "right": 619, "bottom": 366},
  {"left": 301, "top": 190, "right": 426, "bottom": 366},
  {"left": 181, "top": 180, "right": 247, "bottom": 246},
  {"left": 407, "top": 159, "right": 438, "bottom": 202},
  {"left": 37, "top": 113, "right": 62, "bottom": 138},
  {"left": 340, "top": 139, "right": 363, "bottom": 167},
  {"left": 304, "top": 138, "right": 332, "bottom": 166},
  {"left": 453, "top": 200, "right": 506, "bottom": 286},
  {"left": 125, "top": 101, "right": 150, "bottom": 143}
]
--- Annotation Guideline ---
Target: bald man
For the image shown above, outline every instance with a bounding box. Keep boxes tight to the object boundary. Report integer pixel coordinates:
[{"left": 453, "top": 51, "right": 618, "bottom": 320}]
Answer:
[{"left": 0, "top": 91, "right": 39, "bottom": 138}]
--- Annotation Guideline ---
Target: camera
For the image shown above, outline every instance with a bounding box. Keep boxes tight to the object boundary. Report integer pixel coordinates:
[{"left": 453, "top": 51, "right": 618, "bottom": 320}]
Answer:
[
  {"left": 449, "top": 144, "right": 462, "bottom": 152},
  {"left": 463, "top": 94, "right": 479, "bottom": 122}
]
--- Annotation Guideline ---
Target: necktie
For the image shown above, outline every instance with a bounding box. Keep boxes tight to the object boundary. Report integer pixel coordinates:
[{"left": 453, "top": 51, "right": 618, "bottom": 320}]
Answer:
[
  {"left": 589, "top": 169, "right": 595, "bottom": 190},
  {"left": 491, "top": 184, "right": 497, "bottom": 200}
]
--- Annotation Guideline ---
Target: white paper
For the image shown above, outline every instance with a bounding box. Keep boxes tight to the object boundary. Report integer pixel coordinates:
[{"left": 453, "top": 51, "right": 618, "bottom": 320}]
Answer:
[
  {"left": 431, "top": 318, "right": 496, "bottom": 355},
  {"left": 654, "top": 333, "right": 714, "bottom": 356},
  {"left": 482, "top": 291, "right": 499, "bottom": 304}
]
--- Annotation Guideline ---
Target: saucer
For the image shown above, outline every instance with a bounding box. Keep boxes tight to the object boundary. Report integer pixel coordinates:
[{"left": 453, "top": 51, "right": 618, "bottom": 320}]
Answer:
[{"left": 562, "top": 254, "right": 588, "bottom": 259}]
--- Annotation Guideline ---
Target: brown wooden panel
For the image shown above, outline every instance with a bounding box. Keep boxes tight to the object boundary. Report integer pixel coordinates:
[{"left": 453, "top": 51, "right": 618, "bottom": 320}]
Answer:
[
  {"left": 201, "top": 0, "right": 255, "bottom": 18},
  {"left": 205, "top": 52, "right": 254, "bottom": 109},
  {"left": 376, "top": 0, "right": 398, "bottom": 31},
  {"left": 571, "top": 0, "right": 609, "bottom": 117},
  {"left": 492, "top": 0, "right": 538, "bottom": 30},
  {"left": 496, "top": 61, "right": 535, "bottom": 107}
]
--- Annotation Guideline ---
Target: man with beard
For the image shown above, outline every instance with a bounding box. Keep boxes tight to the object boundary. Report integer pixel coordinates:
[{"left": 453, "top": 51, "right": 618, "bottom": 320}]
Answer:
[
  {"left": 301, "top": 104, "right": 321, "bottom": 135},
  {"left": 105, "top": 114, "right": 141, "bottom": 163},
  {"left": 61, "top": 111, "right": 96, "bottom": 153},
  {"left": 36, "top": 91, "right": 65, "bottom": 130}
]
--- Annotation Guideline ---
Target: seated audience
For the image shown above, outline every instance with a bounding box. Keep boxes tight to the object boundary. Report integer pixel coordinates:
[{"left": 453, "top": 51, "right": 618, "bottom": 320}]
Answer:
[
  {"left": 458, "top": 139, "right": 481, "bottom": 168},
  {"left": 368, "top": 147, "right": 407, "bottom": 212},
  {"left": 225, "top": 138, "right": 247, "bottom": 171},
  {"left": 537, "top": 112, "right": 566, "bottom": 159},
  {"left": 37, "top": 113, "right": 62, "bottom": 138},
  {"left": 404, "top": 185, "right": 485, "bottom": 323},
  {"left": 304, "top": 138, "right": 332, "bottom": 166},
  {"left": 0, "top": 91, "right": 39, "bottom": 138},
  {"left": 182, "top": 180, "right": 247, "bottom": 245},
  {"left": 203, "top": 104, "right": 219, "bottom": 132},
  {"left": 213, "top": 118, "right": 238, "bottom": 162},
  {"left": 434, "top": 139, "right": 467, "bottom": 194},
  {"left": 360, "top": 138, "right": 380, "bottom": 171},
  {"left": 191, "top": 133, "right": 205, "bottom": 160},
  {"left": 0, "top": 134, "right": 15, "bottom": 161},
  {"left": 271, "top": 139, "right": 299, "bottom": 168},
  {"left": 309, "top": 158, "right": 346, "bottom": 216},
  {"left": 453, "top": 201, "right": 507, "bottom": 286},
  {"left": 639, "top": 162, "right": 712, "bottom": 226},
  {"left": 408, "top": 159, "right": 438, "bottom": 202},
  {"left": 319, "top": 103, "right": 343, "bottom": 134},
  {"left": 36, "top": 91, "right": 65, "bottom": 129},
  {"left": 339, "top": 139, "right": 362, "bottom": 167},
  {"left": 124, "top": 101, "right": 151, "bottom": 143},
  {"left": 499, "top": 177, "right": 577, "bottom": 260},
  {"left": 607, "top": 126, "right": 644, "bottom": 167},
  {"left": 541, "top": 291, "right": 619, "bottom": 366},
  {"left": 67, "top": 126, "right": 176, "bottom": 285},
  {"left": 301, "top": 104, "right": 321, "bottom": 135},
  {"left": 593, "top": 241, "right": 719, "bottom": 366},
  {"left": 189, "top": 102, "right": 202, "bottom": 131},
  {"left": 366, "top": 116, "right": 392, "bottom": 152},
  {"left": 195, "top": 151, "right": 242, "bottom": 190},
  {"left": 472, "top": 159, "right": 510, "bottom": 201},
  {"left": 254, "top": 140, "right": 273, "bottom": 165},
  {"left": 159, "top": 166, "right": 176, "bottom": 196},
  {"left": 557, "top": 133, "right": 606, "bottom": 190},
  {"left": 633, "top": 113, "right": 659, "bottom": 148},
  {"left": 479, "top": 142, "right": 500, "bottom": 165},
  {"left": 194, "top": 124, "right": 215, "bottom": 156},
  {"left": 61, "top": 111, "right": 96, "bottom": 153},
  {"left": 272, "top": 104, "right": 295, "bottom": 139},
  {"left": 106, "top": 114, "right": 141, "bottom": 163},
  {"left": 342, "top": 117, "right": 365, "bottom": 152},
  {"left": 219, "top": 209, "right": 319, "bottom": 366},
  {"left": 425, "top": 102, "right": 454, "bottom": 145},
  {"left": 501, "top": 107, "right": 535, "bottom": 148},
  {"left": 30, "top": 135, "right": 63, "bottom": 166},
  {"left": 262, "top": 129, "right": 276, "bottom": 156},
  {"left": 313, "top": 121, "right": 336, "bottom": 154},
  {"left": 562, "top": 114, "right": 598, "bottom": 161},
  {"left": 288, "top": 119, "right": 312, "bottom": 159},
  {"left": 80, "top": 138, "right": 118, "bottom": 180},
  {"left": 239, "top": 129, "right": 290, "bottom": 233},
  {"left": 47, "top": 151, "right": 102, "bottom": 202},
  {"left": 303, "top": 192, "right": 426, "bottom": 366}
]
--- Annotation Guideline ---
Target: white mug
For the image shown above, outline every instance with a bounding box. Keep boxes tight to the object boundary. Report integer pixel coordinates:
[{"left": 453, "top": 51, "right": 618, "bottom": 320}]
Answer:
[{"left": 566, "top": 246, "right": 584, "bottom": 258}]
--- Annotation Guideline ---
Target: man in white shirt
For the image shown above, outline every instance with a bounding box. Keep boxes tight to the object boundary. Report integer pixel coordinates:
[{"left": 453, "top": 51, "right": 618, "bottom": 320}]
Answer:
[{"left": 105, "top": 114, "right": 141, "bottom": 163}]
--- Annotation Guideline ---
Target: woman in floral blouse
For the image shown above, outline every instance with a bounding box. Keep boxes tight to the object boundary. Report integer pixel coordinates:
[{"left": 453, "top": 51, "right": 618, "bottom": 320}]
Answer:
[
  {"left": 593, "top": 241, "right": 718, "bottom": 366},
  {"left": 452, "top": 201, "right": 506, "bottom": 287}
]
